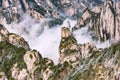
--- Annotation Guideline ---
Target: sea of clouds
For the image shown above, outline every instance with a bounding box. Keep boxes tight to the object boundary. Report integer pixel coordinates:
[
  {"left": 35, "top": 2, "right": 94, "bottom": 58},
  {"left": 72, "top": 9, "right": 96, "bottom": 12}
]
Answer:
[{"left": 4, "top": 14, "right": 110, "bottom": 64}]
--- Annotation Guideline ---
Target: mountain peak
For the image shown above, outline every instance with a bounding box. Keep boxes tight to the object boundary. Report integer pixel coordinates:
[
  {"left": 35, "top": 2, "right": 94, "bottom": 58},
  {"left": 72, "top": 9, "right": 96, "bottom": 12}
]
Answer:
[
  {"left": 1, "top": 0, "right": 120, "bottom": 80},
  {"left": 61, "top": 27, "right": 71, "bottom": 38}
]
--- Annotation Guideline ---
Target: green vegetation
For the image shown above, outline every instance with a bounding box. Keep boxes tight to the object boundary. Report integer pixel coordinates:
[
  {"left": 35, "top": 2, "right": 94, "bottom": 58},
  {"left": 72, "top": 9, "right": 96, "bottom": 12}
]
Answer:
[
  {"left": 34, "top": 66, "right": 42, "bottom": 79},
  {"left": 38, "top": 78, "right": 43, "bottom": 80},
  {"left": 68, "top": 41, "right": 120, "bottom": 80},
  {"left": 50, "top": 61, "right": 73, "bottom": 80},
  {"left": 41, "top": 58, "right": 54, "bottom": 71},
  {"left": 59, "top": 35, "right": 77, "bottom": 50},
  {"left": 0, "top": 74, "right": 2, "bottom": 78},
  {"left": 8, "top": 77, "right": 14, "bottom": 80},
  {"left": 64, "top": 49, "right": 78, "bottom": 55},
  {"left": 29, "top": 54, "right": 33, "bottom": 59},
  {"left": 59, "top": 35, "right": 78, "bottom": 56},
  {"left": 0, "top": 41, "right": 26, "bottom": 79}
]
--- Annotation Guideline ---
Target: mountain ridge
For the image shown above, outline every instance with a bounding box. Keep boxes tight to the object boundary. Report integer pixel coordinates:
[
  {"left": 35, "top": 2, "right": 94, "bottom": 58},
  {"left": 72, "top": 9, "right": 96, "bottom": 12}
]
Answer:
[{"left": 1, "top": 0, "right": 120, "bottom": 80}]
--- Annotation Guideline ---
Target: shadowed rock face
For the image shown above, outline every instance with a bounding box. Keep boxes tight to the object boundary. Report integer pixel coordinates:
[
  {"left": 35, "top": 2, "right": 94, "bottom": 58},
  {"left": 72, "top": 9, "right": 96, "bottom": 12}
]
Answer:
[
  {"left": 0, "top": 0, "right": 62, "bottom": 25},
  {"left": 74, "top": 0, "right": 120, "bottom": 42},
  {"left": 0, "top": 0, "right": 104, "bottom": 25}
]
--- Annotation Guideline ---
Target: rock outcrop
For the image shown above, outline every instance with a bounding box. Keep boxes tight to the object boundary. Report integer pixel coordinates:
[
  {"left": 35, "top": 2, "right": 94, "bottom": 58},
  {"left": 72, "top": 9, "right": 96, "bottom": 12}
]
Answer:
[
  {"left": 59, "top": 27, "right": 80, "bottom": 68},
  {"left": 1, "top": 0, "right": 120, "bottom": 80},
  {"left": 66, "top": 42, "right": 120, "bottom": 80},
  {"left": 0, "top": 0, "right": 104, "bottom": 26},
  {"left": 0, "top": 24, "right": 30, "bottom": 50},
  {"left": 79, "top": 42, "right": 97, "bottom": 59},
  {"left": 1, "top": 24, "right": 120, "bottom": 80},
  {"left": 0, "top": 0, "right": 62, "bottom": 25},
  {"left": 74, "top": 0, "right": 120, "bottom": 42},
  {"left": 0, "top": 24, "right": 54, "bottom": 80}
]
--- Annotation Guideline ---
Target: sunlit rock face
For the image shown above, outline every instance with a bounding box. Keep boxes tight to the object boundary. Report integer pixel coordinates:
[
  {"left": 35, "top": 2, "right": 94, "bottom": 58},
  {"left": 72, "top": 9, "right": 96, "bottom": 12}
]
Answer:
[
  {"left": 8, "top": 33, "right": 30, "bottom": 50},
  {"left": 74, "top": 9, "right": 92, "bottom": 29},
  {"left": 115, "top": 1, "right": 120, "bottom": 41},
  {"left": 1, "top": 23, "right": 120, "bottom": 79},
  {"left": 75, "top": 0, "right": 120, "bottom": 42},
  {"left": 1, "top": 0, "right": 120, "bottom": 80},
  {"left": 57, "top": 26, "right": 120, "bottom": 80},
  {"left": 91, "top": 5, "right": 102, "bottom": 13},
  {"left": 0, "top": 24, "right": 30, "bottom": 50},
  {"left": 0, "top": 26, "right": 53, "bottom": 79},
  {"left": 69, "top": 42, "right": 120, "bottom": 80},
  {"left": 0, "top": 0, "right": 104, "bottom": 26},
  {"left": 59, "top": 27, "right": 80, "bottom": 67},
  {"left": 0, "top": 0, "right": 62, "bottom": 25},
  {"left": 0, "top": 72, "right": 8, "bottom": 80},
  {"left": 99, "top": 0, "right": 115, "bottom": 41},
  {"left": 0, "top": 24, "right": 54, "bottom": 80},
  {"left": 59, "top": 0, "right": 103, "bottom": 17},
  {"left": 60, "top": 0, "right": 84, "bottom": 17},
  {"left": 61, "top": 27, "right": 71, "bottom": 38},
  {"left": 79, "top": 42, "right": 97, "bottom": 58}
]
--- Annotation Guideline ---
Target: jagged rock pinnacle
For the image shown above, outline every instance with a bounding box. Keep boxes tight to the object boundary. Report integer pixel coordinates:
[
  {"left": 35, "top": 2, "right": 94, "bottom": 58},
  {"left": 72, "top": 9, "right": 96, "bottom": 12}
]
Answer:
[
  {"left": 59, "top": 27, "right": 80, "bottom": 67},
  {"left": 66, "top": 21, "right": 71, "bottom": 28},
  {"left": 61, "top": 27, "right": 71, "bottom": 38}
]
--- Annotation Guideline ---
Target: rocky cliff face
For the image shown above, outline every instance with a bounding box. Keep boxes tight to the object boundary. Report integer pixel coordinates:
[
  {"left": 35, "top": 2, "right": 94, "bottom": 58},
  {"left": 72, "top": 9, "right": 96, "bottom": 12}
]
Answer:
[
  {"left": 0, "top": 0, "right": 103, "bottom": 26},
  {"left": 0, "top": 24, "right": 29, "bottom": 50},
  {"left": 0, "top": 0, "right": 63, "bottom": 26},
  {"left": 1, "top": 0, "right": 120, "bottom": 80},
  {"left": 0, "top": 24, "right": 54, "bottom": 80},
  {"left": 59, "top": 27, "right": 80, "bottom": 68},
  {"left": 1, "top": 24, "right": 120, "bottom": 80},
  {"left": 74, "top": 0, "right": 120, "bottom": 42}
]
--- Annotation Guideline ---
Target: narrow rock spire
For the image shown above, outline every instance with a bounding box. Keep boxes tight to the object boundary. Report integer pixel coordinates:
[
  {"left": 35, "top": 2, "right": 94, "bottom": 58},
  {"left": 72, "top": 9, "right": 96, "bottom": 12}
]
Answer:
[{"left": 66, "top": 21, "right": 71, "bottom": 28}]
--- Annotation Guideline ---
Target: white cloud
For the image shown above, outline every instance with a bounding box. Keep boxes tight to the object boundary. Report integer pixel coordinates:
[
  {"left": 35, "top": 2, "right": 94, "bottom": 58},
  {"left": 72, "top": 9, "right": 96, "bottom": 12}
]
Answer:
[
  {"left": 73, "top": 26, "right": 93, "bottom": 44},
  {"left": 4, "top": 14, "right": 111, "bottom": 64},
  {"left": 73, "top": 26, "right": 111, "bottom": 48},
  {"left": 5, "top": 14, "right": 61, "bottom": 64}
]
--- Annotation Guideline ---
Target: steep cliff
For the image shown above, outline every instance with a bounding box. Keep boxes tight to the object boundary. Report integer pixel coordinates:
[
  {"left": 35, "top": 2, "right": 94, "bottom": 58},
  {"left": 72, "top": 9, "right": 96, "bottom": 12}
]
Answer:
[
  {"left": 66, "top": 42, "right": 120, "bottom": 80},
  {"left": 1, "top": 0, "right": 120, "bottom": 80},
  {"left": 0, "top": 0, "right": 63, "bottom": 26},
  {"left": 0, "top": 0, "right": 104, "bottom": 26},
  {"left": 74, "top": 0, "right": 120, "bottom": 42},
  {"left": 1, "top": 24, "right": 120, "bottom": 80}
]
